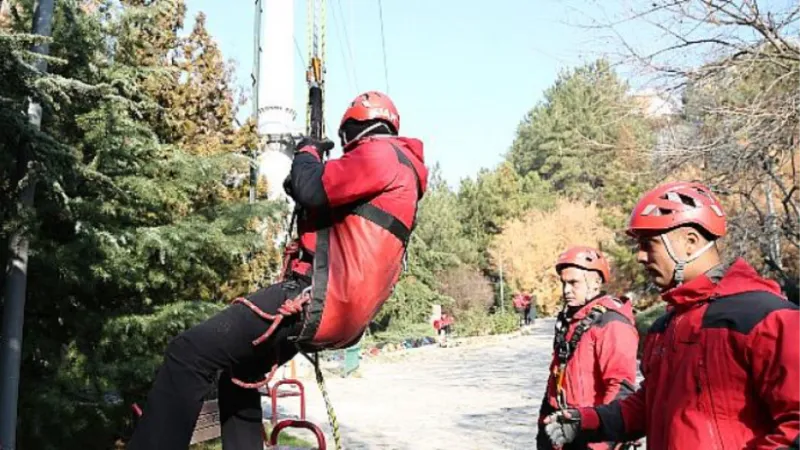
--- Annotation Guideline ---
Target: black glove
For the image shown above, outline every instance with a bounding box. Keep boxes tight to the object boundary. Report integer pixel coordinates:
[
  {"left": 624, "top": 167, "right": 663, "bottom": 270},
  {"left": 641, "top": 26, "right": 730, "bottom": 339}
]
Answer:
[
  {"left": 295, "top": 136, "right": 334, "bottom": 159},
  {"left": 544, "top": 408, "right": 582, "bottom": 446},
  {"left": 282, "top": 174, "right": 293, "bottom": 197}
]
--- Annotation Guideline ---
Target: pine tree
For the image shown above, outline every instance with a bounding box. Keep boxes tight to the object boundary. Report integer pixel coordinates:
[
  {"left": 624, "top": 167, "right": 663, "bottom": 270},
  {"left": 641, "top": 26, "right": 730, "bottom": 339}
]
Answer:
[
  {"left": 456, "top": 161, "right": 554, "bottom": 267},
  {"left": 508, "top": 59, "right": 653, "bottom": 208},
  {"left": 506, "top": 59, "right": 657, "bottom": 300},
  {"left": 1, "top": 1, "right": 284, "bottom": 448}
]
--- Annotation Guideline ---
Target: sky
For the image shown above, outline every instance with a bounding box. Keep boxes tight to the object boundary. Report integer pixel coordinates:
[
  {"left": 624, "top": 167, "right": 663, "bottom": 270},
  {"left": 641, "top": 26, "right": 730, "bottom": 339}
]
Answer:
[{"left": 179, "top": 0, "right": 710, "bottom": 188}]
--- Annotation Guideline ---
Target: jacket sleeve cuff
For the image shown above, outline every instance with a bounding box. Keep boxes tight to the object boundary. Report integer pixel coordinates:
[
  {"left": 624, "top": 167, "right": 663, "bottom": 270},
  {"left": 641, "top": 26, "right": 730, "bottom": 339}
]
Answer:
[
  {"left": 297, "top": 146, "right": 322, "bottom": 161},
  {"left": 579, "top": 407, "right": 601, "bottom": 430}
]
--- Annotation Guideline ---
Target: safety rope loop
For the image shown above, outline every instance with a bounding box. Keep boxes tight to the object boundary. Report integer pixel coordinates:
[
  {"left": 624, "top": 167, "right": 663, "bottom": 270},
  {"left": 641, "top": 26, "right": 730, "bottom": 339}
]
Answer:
[
  {"left": 231, "top": 362, "right": 281, "bottom": 390},
  {"left": 229, "top": 288, "right": 313, "bottom": 389}
]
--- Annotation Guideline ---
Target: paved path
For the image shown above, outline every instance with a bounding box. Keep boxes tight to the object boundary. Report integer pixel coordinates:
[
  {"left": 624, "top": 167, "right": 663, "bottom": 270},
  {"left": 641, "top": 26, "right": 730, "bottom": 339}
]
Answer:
[{"left": 267, "top": 319, "right": 558, "bottom": 449}]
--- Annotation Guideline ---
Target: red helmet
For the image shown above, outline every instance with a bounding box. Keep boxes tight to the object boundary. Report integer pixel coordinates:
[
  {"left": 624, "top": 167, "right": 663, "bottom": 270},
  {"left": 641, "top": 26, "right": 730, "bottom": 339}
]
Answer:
[
  {"left": 555, "top": 246, "right": 611, "bottom": 283},
  {"left": 339, "top": 91, "right": 400, "bottom": 133},
  {"left": 627, "top": 181, "right": 726, "bottom": 238}
]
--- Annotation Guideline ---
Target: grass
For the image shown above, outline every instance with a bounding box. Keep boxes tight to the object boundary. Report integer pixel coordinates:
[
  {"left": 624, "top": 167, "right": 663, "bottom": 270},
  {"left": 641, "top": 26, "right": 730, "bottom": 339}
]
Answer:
[
  {"left": 190, "top": 424, "right": 316, "bottom": 449},
  {"left": 363, "top": 322, "right": 435, "bottom": 347}
]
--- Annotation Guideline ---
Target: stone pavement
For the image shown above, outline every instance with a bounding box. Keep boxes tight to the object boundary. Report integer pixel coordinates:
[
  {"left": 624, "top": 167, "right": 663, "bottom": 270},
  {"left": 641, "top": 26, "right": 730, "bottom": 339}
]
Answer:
[{"left": 267, "top": 319, "right": 559, "bottom": 449}]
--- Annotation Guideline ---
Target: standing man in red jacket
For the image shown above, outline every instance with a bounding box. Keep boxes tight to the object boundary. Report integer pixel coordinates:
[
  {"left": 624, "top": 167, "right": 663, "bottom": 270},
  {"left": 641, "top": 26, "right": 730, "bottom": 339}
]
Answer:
[
  {"left": 544, "top": 181, "right": 800, "bottom": 450},
  {"left": 537, "top": 246, "right": 639, "bottom": 450},
  {"left": 128, "top": 91, "right": 428, "bottom": 450}
]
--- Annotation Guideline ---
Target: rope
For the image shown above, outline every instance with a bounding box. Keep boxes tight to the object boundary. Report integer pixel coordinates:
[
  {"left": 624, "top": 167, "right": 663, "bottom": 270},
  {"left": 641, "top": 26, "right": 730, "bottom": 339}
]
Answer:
[
  {"left": 320, "top": 0, "right": 327, "bottom": 138},
  {"left": 228, "top": 290, "right": 311, "bottom": 389},
  {"left": 377, "top": 0, "right": 390, "bottom": 94},
  {"left": 303, "top": 351, "right": 344, "bottom": 450},
  {"left": 294, "top": 35, "right": 307, "bottom": 69}
]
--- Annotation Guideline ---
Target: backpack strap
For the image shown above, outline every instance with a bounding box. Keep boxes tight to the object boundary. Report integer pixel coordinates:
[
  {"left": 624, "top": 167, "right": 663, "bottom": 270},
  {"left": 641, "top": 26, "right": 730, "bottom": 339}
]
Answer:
[
  {"left": 553, "top": 304, "right": 609, "bottom": 409},
  {"left": 349, "top": 144, "right": 421, "bottom": 249}
]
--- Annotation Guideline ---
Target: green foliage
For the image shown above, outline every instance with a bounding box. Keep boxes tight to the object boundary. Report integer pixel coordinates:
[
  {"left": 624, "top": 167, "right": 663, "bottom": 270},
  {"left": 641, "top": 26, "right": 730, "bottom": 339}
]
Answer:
[
  {"left": 505, "top": 58, "right": 656, "bottom": 297},
  {"left": 1, "top": 2, "right": 283, "bottom": 448},
  {"left": 457, "top": 162, "right": 554, "bottom": 262},
  {"left": 452, "top": 308, "right": 519, "bottom": 337},
  {"left": 192, "top": 425, "right": 315, "bottom": 449},
  {"left": 19, "top": 302, "right": 225, "bottom": 450},
  {"left": 373, "top": 275, "right": 451, "bottom": 332},
  {"left": 508, "top": 59, "right": 653, "bottom": 206},
  {"left": 411, "top": 165, "right": 481, "bottom": 274}
]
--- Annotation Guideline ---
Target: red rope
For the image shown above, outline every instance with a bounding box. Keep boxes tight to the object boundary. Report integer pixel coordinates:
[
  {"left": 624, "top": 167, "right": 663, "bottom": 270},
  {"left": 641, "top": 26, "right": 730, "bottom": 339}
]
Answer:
[{"left": 229, "top": 289, "right": 311, "bottom": 390}]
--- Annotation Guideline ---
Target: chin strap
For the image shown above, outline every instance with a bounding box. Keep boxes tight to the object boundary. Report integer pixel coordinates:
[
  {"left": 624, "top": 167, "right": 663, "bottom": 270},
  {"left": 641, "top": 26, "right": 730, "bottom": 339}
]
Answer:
[{"left": 660, "top": 234, "right": 716, "bottom": 285}]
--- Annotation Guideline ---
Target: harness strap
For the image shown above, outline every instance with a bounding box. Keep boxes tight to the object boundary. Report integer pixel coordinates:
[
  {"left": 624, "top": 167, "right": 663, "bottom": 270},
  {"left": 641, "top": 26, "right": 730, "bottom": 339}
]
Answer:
[
  {"left": 350, "top": 144, "right": 422, "bottom": 249},
  {"left": 553, "top": 304, "right": 609, "bottom": 409}
]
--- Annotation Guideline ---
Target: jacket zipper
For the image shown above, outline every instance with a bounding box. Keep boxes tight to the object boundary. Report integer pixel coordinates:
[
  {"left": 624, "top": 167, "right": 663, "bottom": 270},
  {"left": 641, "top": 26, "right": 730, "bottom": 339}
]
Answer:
[{"left": 697, "top": 359, "right": 724, "bottom": 450}]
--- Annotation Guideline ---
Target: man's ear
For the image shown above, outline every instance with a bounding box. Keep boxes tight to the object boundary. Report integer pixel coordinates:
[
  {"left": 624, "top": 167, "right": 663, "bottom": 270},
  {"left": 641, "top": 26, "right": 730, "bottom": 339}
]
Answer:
[
  {"left": 590, "top": 271, "right": 603, "bottom": 292},
  {"left": 676, "top": 226, "right": 706, "bottom": 257}
]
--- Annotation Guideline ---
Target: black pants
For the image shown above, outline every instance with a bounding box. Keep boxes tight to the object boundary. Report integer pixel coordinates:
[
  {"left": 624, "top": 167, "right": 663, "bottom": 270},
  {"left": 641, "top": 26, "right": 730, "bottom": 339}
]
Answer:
[{"left": 127, "top": 278, "right": 310, "bottom": 450}]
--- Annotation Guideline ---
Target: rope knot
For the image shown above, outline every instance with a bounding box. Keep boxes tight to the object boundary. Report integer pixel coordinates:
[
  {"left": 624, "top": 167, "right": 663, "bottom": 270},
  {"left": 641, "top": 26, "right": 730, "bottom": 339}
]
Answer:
[{"left": 229, "top": 288, "right": 313, "bottom": 390}]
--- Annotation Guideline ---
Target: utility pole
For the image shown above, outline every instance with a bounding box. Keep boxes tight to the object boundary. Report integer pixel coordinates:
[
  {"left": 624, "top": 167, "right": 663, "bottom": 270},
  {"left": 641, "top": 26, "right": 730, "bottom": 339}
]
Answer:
[
  {"left": 249, "top": 0, "right": 263, "bottom": 204},
  {"left": 0, "top": 1, "right": 55, "bottom": 447}
]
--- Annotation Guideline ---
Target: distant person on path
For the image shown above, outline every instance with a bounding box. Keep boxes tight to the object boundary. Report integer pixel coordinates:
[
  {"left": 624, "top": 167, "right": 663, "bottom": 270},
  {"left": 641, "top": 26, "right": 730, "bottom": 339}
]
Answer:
[
  {"left": 544, "top": 181, "right": 799, "bottom": 450},
  {"left": 514, "top": 293, "right": 533, "bottom": 326},
  {"left": 528, "top": 294, "right": 538, "bottom": 324},
  {"left": 537, "top": 246, "right": 639, "bottom": 450}
]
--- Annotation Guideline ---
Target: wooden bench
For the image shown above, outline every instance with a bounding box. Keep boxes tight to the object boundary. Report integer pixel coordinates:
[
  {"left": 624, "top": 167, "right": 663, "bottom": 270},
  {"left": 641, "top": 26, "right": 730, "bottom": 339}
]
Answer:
[
  {"left": 185, "top": 399, "right": 325, "bottom": 449},
  {"left": 190, "top": 399, "right": 221, "bottom": 444},
  {"left": 131, "top": 378, "right": 322, "bottom": 448},
  {"left": 130, "top": 400, "right": 222, "bottom": 445}
]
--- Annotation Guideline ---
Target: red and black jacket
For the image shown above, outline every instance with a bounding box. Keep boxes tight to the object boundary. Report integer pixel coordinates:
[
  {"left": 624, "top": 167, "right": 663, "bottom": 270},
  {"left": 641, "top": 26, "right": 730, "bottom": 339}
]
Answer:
[
  {"left": 538, "top": 295, "right": 639, "bottom": 450},
  {"left": 285, "top": 135, "right": 428, "bottom": 350},
  {"left": 578, "top": 259, "right": 800, "bottom": 450}
]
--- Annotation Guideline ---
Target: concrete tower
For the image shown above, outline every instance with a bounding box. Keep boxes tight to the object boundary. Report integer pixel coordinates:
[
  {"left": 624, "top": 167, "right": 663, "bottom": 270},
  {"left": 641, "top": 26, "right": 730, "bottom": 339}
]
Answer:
[{"left": 257, "top": 0, "right": 301, "bottom": 201}]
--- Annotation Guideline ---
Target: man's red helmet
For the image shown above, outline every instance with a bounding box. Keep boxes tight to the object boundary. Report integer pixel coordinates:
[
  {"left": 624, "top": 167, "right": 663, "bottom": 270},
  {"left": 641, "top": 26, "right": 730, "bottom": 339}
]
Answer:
[
  {"left": 626, "top": 181, "right": 726, "bottom": 238},
  {"left": 555, "top": 246, "right": 611, "bottom": 283},
  {"left": 339, "top": 91, "right": 400, "bottom": 133}
]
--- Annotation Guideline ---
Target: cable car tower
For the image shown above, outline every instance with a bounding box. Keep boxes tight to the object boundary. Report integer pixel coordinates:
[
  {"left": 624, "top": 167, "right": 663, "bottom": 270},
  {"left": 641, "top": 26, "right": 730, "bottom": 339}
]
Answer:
[{"left": 252, "top": 0, "right": 326, "bottom": 202}]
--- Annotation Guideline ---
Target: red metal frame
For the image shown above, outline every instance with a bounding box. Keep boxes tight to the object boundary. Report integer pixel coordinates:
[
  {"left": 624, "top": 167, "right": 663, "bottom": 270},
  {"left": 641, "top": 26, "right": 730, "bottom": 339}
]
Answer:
[
  {"left": 270, "top": 378, "right": 306, "bottom": 426},
  {"left": 133, "top": 378, "right": 323, "bottom": 448},
  {"left": 268, "top": 419, "right": 327, "bottom": 449}
]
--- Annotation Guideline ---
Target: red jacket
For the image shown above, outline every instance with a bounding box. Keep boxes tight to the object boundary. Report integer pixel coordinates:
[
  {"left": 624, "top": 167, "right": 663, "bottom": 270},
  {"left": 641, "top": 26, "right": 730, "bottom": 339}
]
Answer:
[
  {"left": 580, "top": 259, "right": 800, "bottom": 450},
  {"left": 514, "top": 294, "right": 532, "bottom": 310},
  {"left": 538, "top": 295, "right": 639, "bottom": 449},
  {"left": 286, "top": 135, "right": 428, "bottom": 350}
]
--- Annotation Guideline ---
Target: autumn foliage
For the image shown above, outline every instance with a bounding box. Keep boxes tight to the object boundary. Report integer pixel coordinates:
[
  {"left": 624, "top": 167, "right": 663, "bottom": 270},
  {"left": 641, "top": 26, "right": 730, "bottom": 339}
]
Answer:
[{"left": 488, "top": 200, "right": 615, "bottom": 315}]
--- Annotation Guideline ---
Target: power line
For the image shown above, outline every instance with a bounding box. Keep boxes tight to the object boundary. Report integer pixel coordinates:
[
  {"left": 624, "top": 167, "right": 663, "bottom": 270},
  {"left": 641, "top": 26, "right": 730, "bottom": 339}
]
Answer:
[
  {"left": 329, "top": 1, "right": 357, "bottom": 93},
  {"left": 377, "top": 0, "right": 390, "bottom": 94},
  {"left": 294, "top": 35, "right": 307, "bottom": 69},
  {"left": 335, "top": 0, "right": 359, "bottom": 91}
]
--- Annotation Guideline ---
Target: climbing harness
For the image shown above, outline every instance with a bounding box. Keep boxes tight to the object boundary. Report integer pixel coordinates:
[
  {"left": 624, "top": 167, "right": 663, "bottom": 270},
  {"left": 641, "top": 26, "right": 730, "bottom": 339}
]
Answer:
[
  {"left": 229, "top": 287, "right": 313, "bottom": 389},
  {"left": 551, "top": 304, "right": 608, "bottom": 410},
  {"left": 231, "top": 1, "right": 344, "bottom": 448},
  {"left": 551, "top": 303, "right": 642, "bottom": 450}
]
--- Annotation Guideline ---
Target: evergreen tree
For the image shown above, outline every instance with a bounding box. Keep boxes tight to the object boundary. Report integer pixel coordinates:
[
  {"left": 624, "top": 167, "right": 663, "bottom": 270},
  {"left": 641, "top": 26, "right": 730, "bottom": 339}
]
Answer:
[
  {"left": 1, "top": 1, "right": 283, "bottom": 448},
  {"left": 506, "top": 59, "right": 656, "bottom": 298},
  {"left": 456, "top": 161, "right": 553, "bottom": 267},
  {"left": 507, "top": 59, "right": 653, "bottom": 208}
]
